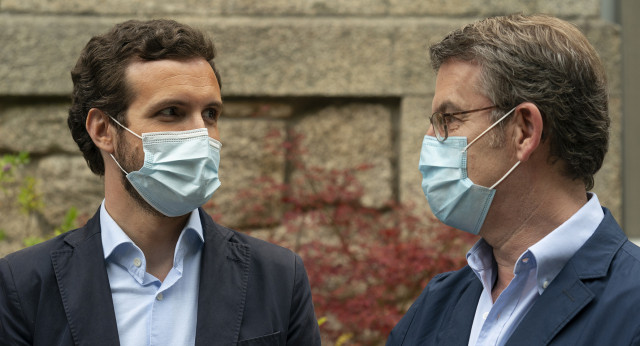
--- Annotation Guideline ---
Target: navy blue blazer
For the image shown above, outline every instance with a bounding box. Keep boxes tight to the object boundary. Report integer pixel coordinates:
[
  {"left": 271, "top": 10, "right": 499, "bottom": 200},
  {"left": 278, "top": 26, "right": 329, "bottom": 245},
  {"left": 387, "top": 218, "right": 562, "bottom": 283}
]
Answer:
[
  {"left": 388, "top": 208, "right": 640, "bottom": 345},
  {"left": 0, "top": 208, "right": 321, "bottom": 346}
]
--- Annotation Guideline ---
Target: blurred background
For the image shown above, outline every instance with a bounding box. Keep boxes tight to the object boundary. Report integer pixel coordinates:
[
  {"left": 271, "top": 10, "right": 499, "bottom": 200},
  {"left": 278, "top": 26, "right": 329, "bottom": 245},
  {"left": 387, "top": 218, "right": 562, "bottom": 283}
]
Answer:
[{"left": 0, "top": 0, "right": 638, "bottom": 344}]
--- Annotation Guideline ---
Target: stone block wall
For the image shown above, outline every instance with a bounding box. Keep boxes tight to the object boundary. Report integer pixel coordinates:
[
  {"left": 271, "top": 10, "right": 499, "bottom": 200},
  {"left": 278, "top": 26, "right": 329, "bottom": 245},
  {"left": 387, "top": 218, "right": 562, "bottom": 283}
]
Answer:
[{"left": 0, "top": 0, "right": 622, "bottom": 256}]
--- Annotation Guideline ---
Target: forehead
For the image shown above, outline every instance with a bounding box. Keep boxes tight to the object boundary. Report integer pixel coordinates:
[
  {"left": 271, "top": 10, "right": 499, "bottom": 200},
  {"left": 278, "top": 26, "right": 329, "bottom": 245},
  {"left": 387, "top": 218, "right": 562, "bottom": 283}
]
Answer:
[
  {"left": 124, "top": 58, "right": 221, "bottom": 105},
  {"left": 432, "top": 59, "right": 488, "bottom": 111}
]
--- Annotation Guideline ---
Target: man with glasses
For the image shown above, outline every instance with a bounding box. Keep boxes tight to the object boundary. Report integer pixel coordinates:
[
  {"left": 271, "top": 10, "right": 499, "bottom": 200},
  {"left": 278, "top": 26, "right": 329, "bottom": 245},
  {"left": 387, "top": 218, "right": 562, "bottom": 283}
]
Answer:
[{"left": 388, "top": 14, "right": 640, "bottom": 345}]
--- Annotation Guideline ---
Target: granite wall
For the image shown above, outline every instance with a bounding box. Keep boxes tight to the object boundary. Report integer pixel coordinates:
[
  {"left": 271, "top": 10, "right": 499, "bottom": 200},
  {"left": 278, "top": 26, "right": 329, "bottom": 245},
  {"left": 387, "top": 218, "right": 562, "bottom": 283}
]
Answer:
[{"left": 0, "top": 0, "right": 622, "bottom": 256}]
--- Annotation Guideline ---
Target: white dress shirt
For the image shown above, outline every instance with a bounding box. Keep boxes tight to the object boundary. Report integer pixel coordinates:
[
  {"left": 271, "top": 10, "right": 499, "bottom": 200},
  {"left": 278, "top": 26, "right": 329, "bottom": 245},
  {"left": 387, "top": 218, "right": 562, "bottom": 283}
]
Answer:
[{"left": 100, "top": 201, "right": 204, "bottom": 346}]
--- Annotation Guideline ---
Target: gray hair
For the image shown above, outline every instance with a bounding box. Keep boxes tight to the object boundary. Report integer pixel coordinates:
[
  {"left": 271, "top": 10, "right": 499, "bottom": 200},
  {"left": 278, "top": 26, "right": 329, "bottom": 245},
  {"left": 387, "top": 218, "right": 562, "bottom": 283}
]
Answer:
[{"left": 429, "top": 14, "right": 609, "bottom": 190}]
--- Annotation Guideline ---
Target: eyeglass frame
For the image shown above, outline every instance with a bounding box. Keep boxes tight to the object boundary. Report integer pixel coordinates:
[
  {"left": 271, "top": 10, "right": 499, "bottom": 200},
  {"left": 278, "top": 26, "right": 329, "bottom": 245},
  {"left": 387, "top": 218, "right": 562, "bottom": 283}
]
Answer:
[{"left": 429, "top": 105, "right": 497, "bottom": 142}]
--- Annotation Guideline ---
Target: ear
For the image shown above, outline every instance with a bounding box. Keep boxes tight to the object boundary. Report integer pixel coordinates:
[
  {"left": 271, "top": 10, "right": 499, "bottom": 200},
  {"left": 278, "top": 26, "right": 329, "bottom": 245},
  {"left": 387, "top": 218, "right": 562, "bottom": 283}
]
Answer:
[
  {"left": 86, "top": 108, "right": 115, "bottom": 154},
  {"left": 512, "top": 102, "right": 543, "bottom": 162}
]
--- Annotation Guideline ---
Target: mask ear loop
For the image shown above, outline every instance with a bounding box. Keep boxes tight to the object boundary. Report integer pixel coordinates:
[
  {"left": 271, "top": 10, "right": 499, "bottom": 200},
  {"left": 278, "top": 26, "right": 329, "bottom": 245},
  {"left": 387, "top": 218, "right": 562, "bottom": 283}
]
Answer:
[
  {"left": 109, "top": 154, "right": 130, "bottom": 175},
  {"left": 109, "top": 116, "right": 143, "bottom": 139},
  {"left": 460, "top": 106, "right": 521, "bottom": 189},
  {"left": 108, "top": 116, "right": 141, "bottom": 175},
  {"left": 490, "top": 161, "right": 521, "bottom": 189},
  {"left": 462, "top": 107, "right": 517, "bottom": 152}
]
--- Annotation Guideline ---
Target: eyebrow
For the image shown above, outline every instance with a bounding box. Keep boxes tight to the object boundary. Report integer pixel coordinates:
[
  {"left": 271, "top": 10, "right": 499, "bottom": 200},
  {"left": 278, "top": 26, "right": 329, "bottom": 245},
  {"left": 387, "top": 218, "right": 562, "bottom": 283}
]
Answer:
[
  {"left": 433, "top": 100, "right": 462, "bottom": 114},
  {"left": 149, "top": 99, "right": 223, "bottom": 111}
]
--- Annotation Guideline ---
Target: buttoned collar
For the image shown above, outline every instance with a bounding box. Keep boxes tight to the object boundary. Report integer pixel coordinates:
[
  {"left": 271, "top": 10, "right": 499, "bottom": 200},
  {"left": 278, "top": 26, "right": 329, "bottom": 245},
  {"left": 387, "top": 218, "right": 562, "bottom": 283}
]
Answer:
[
  {"left": 526, "top": 192, "right": 603, "bottom": 294},
  {"left": 467, "top": 193, "right": 604, "bottom": 294},
  {"left": 100, "top": 201, "right": 204, "bottom": 284}
]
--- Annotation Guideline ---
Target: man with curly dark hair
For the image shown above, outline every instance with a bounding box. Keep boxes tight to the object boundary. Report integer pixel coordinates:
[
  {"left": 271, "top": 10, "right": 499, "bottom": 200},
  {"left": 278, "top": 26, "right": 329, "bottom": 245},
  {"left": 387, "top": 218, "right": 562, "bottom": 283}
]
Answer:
[
  {"left": 0, "top": 19, "right": 320, "bottom": 346},
  {"left": 388, "top": 14, "right": 640, "bottom": 345}
]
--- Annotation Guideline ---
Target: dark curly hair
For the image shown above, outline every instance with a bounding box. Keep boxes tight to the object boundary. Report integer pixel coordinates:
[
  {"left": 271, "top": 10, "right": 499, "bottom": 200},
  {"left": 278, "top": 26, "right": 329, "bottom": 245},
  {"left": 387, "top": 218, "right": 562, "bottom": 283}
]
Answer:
[
  {"left": 429, "top": 14, "right": 609, "bottom": 190},
  {"left": 68, "top": 19, "right": 221, "bottom": 176}
]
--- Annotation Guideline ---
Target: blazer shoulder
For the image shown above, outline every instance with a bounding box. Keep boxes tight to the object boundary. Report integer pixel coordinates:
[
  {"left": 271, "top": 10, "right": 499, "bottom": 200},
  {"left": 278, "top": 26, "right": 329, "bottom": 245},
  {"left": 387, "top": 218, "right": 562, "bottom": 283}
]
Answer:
[
  {"left": 200, "top": 209, "right": 300, "bottom": 266},
  {"left": 2, "top": 230, "right": 72, "bottom": 271},
  {"left": 1, "top": 208, "right": 101, "bottom": 281},
  {"left": 607, "top": 240, "right": 640, "bottom": 290},
  {"left": 427, "top": 266, "right": 476, "bottom": 292},
  {"left": 620, "top": 240, "right": 640, "bottom": 263}
]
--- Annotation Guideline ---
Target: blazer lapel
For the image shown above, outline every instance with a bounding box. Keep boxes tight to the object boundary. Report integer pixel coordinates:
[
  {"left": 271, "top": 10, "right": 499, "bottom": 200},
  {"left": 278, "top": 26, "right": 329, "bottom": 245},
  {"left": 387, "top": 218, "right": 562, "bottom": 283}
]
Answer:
[
  {"left": 437, "top": 273, "right": 483, "bottom": 345},
  {"left": 506, "top": 209, "right": 625, "bottom": 345},
  {"left": 51, "top": 211, "right": 120, "bottom": 346},
  {"left": 195, "top": 209, "right": 251, "bottom": 346},
  {"left": 505, "top": 264, "right": 594, "bottom": 345}
]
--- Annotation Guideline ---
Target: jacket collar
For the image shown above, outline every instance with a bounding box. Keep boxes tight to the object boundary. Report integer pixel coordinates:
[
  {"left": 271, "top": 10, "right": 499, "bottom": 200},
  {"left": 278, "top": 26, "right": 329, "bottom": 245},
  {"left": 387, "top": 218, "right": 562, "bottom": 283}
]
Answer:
[
  {"left": 194, "top": 208, "right": 251, "bottom": 346},
  {"left": 52, "top": 207, "right": 252, "bottom": 346},
  {"left": 437, "top": 271, "right": 483, "bottom": 345},
  {"left": 505, "top": 208, "right": 626, "bottom": 345},
  {"left": 52, "top": 209, "right": 121, "bottom": 345}
]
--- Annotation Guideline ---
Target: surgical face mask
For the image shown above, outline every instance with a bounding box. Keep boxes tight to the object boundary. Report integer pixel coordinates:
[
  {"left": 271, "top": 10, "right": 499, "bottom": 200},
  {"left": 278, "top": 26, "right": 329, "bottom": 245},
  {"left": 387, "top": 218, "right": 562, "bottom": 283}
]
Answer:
[
  {"left": 418, "top": 107, "right": 520, "bottom": 235},
  {"left": 109, "top": 117, "right": 221, "bottom": 217}
]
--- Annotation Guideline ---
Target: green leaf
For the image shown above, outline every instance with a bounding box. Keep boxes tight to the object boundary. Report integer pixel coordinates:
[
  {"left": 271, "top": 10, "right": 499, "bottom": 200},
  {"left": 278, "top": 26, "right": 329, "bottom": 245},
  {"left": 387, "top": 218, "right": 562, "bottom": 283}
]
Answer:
[
  {"left": 23, "top": 236, "right": 45, "bottom": 248},
  {"left": 54, "top": 207, "right": 78, "bottom": 236}
]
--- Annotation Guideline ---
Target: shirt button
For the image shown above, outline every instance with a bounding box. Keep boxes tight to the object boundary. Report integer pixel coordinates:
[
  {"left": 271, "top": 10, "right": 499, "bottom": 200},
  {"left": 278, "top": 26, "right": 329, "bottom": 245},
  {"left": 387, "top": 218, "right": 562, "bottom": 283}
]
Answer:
[
  {"left": 543, "top": 280, "right": 550, "bottom": 289},
  {"left": 133, "top": 258, "right": 142, "bottom": 267},
  {"left": 156, "top": 293, "right": 163, "bottom": 301},
  {"left": 482, "top": 312, "right": 489, "bottom": 320}
]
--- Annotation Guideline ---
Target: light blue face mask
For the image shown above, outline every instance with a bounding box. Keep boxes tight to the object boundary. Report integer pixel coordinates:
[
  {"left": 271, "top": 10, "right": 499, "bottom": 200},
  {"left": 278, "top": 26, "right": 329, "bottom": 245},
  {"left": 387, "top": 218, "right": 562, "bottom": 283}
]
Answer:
[
  {"left": 109, "top": 117, "right": 221, "bottom": 217},
  {"left": 419, "top": 107, "right": 520, "bottom": 235}
]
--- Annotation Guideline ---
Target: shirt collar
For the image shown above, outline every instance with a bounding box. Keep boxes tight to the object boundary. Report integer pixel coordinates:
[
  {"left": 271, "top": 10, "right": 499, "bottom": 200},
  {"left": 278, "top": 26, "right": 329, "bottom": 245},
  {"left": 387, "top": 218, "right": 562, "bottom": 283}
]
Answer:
[
  {"left": 100, "top": 201, "right": 205, "bottom": 276},
  {"left": 466, "top": 192, "right": 604, "bottom": 294},
  {"left": 467, "top": 238, "right": 496, "bottom": 291},
  {"left": 527, "top": 192, "right": 603, "bottom": 294}
]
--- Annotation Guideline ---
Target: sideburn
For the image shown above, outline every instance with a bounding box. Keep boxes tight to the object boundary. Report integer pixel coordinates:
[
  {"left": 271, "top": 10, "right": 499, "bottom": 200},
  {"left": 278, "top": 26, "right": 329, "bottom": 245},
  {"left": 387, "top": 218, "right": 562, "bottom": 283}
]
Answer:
[{"left": 114, "top": 130, "right": 165, "bottom": 218}]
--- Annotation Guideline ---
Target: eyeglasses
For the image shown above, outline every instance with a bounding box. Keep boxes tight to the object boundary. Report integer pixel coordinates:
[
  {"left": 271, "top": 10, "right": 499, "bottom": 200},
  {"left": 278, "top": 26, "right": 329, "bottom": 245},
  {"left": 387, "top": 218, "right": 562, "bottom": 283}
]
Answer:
[{"left": 429, "top": 105, "right": 497, "bottom": 142}]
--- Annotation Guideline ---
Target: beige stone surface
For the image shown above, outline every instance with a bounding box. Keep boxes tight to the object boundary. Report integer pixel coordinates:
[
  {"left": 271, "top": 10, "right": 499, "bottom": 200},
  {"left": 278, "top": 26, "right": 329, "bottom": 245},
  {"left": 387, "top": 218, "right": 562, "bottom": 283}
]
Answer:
[
  {"left": 0, "top": 155, "right": 103, "bottom": 257},
  {"left": 209, "top": 18, "right": 424, "bottom": 97},
  {"left": 0, "top": 15, "right": 113, "bottom": 95},
  {"left": 293, "top": 102, "right": 394, "bottom": 208},
  {"left": 222, "top": 100, "right": 294, "bottom": 119},
  {"left": 0, "top": 16, "right": 453, "bottom": 96},
  {"left": 211, "top": 117, "right": 287, "bottom": 228},
  {"left": 0, "top": 103, "right": 77, "bottom": 154},
  {"left": 398, "top": 96, "right": 432, "bottom": 213},
  {"left": 0, "top": 0, "right": 222, "bottom": 15},
  {"left": 34, "top": 155, "right": 104, "bottom": 228},
  {"left": 537, "top": 0, "right": 600, "bottom": 17},
  {"left": 1, "top": 0, "right": 599, "bottom": 17},
  {"left": 0, "top": 1, "right": 627, "bottom": 254},
  {"left": 389, "top": 0, "right": 485, "bottom": 16},
  {"left": 578, "top": 20, "right": 622, "bottom": 95}
]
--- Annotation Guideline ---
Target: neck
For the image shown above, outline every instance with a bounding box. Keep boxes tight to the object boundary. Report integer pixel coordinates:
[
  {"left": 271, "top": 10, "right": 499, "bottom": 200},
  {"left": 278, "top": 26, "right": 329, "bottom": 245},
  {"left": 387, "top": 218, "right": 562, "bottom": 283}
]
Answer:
[
  {"left": 480, "top": 168, "right": 587, "bottom": 301},
  {"left": 104, "top": 171, "right": 190, "bottom": 281}
]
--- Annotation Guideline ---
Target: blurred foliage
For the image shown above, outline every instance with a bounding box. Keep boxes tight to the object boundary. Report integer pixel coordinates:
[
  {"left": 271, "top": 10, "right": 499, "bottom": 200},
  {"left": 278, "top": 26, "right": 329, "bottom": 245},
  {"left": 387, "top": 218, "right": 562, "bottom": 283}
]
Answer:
[
  {"left": 0, "top": 152, "right": 79, "bottom": 248},
  {"left": 212, "top": 130, "right": 477, "bottom": 345}
]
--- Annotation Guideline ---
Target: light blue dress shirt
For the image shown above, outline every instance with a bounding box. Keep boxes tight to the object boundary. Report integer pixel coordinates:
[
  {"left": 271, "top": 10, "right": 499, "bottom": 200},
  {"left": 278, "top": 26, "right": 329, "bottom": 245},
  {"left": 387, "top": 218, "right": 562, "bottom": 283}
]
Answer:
[
  {"left": 100, "top": 201, "right": 204, "bottom": 346},
  {"left": 467, "top": 193, "right": 604, "bottom": 346}
]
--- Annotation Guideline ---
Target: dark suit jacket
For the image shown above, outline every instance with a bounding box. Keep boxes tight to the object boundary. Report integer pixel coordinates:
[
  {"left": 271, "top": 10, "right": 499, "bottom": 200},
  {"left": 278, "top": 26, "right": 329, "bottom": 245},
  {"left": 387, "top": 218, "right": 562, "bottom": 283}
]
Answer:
[
  {"left": 0, "top": 208, "right": 321, "bottom": 346},
  {"left": 387, "top": 208, "right": 640, "bottom": 345}
]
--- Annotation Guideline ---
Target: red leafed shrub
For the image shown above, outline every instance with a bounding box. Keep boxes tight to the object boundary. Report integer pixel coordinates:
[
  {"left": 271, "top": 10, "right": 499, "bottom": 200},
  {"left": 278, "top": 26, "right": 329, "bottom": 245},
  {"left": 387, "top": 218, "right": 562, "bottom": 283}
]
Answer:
[{"left": 214, "top": 129, "right": 477, "bottom": 345}]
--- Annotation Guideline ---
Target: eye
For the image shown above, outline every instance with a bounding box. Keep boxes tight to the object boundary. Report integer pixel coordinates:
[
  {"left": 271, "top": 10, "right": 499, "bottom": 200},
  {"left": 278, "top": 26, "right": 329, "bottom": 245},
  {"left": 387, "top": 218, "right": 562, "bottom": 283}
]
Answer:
[
  {"left": 442, "top": 114, "right": 455, "bottom": 125},
  {"left": 202, "top": 108, "right": 220, "bottom": 122},
  {"left": 445, "top": 114, "right": 462, "bottom": 124},
  {"left": 158, "top": 107, "right": 179, "bottom": 116}
]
